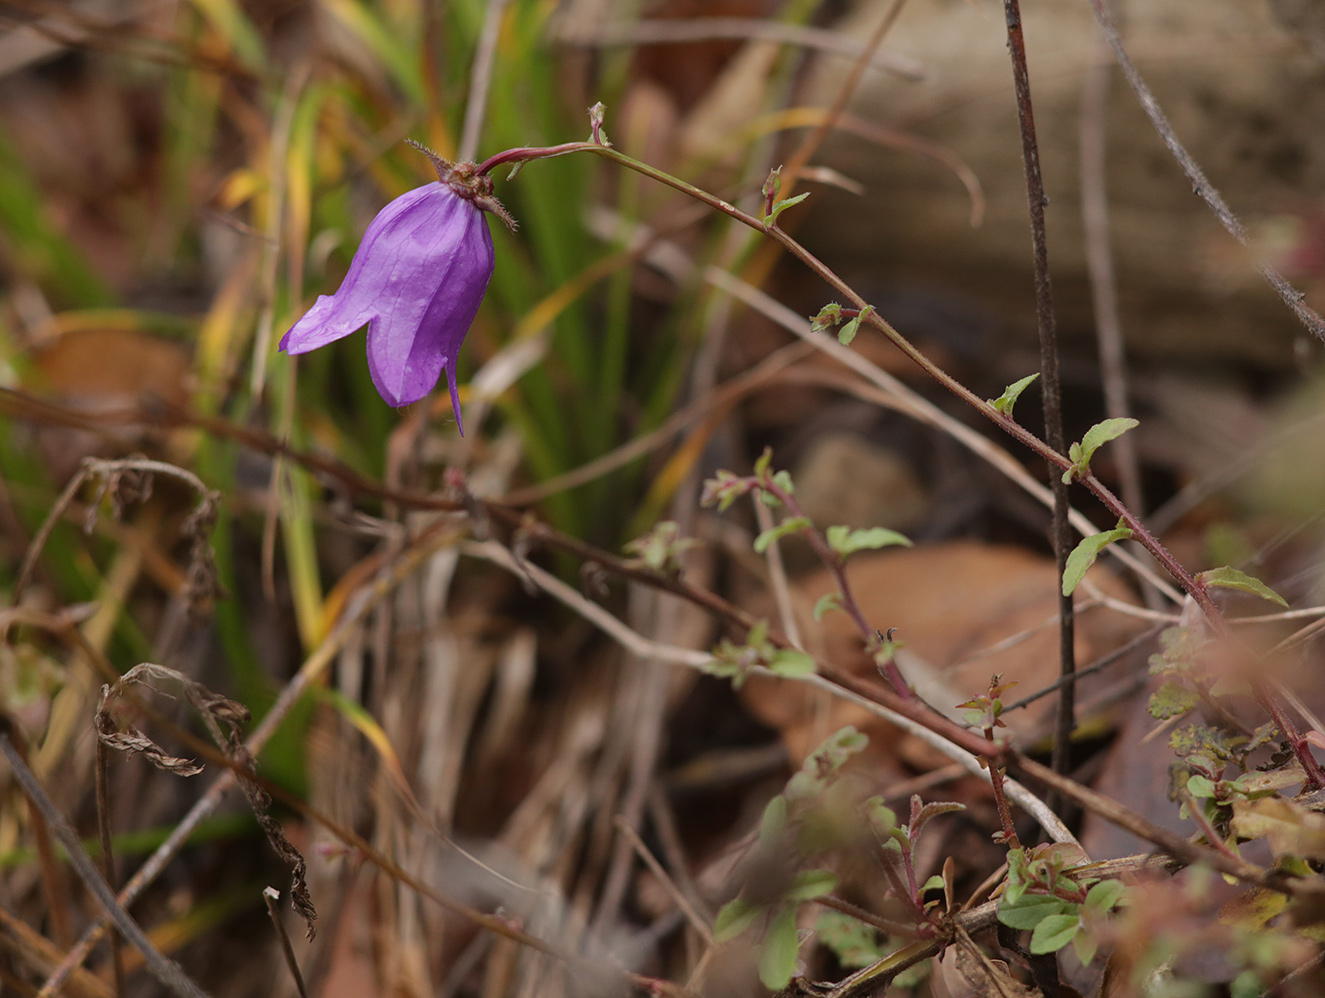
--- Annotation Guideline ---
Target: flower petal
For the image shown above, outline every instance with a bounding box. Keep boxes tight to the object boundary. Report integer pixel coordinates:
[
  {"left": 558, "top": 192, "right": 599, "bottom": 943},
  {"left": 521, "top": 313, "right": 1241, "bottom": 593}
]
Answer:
[
  {"left": 364, "top": 192, "right": 493, "bottom": 419},
  {"left": 279, "top": 184, "right": 442, "bottom": 355}
]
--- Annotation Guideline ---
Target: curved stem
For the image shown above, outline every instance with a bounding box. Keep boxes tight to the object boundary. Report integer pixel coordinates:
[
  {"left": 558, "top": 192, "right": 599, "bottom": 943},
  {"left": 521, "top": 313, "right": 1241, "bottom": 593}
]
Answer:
[{"left": 477, "top": 137, "right": 1324, "bottom": 784}]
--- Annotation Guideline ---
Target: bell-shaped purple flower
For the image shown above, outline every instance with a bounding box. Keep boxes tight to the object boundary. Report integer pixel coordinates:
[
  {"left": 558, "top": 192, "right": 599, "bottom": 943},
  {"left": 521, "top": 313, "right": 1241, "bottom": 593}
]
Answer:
[{"left": 281, "top": 153, "right": 504, "bottom": 434}]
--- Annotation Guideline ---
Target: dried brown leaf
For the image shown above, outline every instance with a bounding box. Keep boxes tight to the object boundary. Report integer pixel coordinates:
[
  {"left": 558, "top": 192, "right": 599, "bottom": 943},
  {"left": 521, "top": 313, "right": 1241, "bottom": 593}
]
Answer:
[
  {"left": 1231, "top": 796, "right": 1325, "bottom": 859},
  {"left": 96, "top": 663, "right": 317, "bottom": 938}
]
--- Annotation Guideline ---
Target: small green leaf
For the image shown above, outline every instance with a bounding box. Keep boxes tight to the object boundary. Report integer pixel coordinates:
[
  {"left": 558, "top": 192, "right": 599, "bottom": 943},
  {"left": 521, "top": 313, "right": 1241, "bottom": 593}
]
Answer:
[
  {"left": 760, "top": 795, "right": 788, "bottom": 848},
  {"left": 815, "top": 912, "right": 884, "bottom": 969},
  {"left": 1073, "top": 931, "right": 1100, "bottom": 967},
  {"left": 766, "top": 191, "right": 811, "bottom": 226},
  {"left": 1003, "top": 878, "right": 1027, "bottom": 907},
  {"left": 1231, "top": 970, "right": 1266, "bottom": 998},
  {"left": 813, "top": 592, "right": 843, "bottom": 621},
  {"left": 1062, "top": 442, "right": 1083, "bottom": 484},
  {"left": 785, "top": 770, "right": 821, "bottom": 802},
  {"left": 866, "top": 797, "right": 897, "bottom": 834},
  {"left": 758, "top": 904, "right": 800, "bottom": 990},
  {"left": 754, "top": 517, "right": 812, "bottom": 553},
  {"left": 989, "top": 373, "right": 1040, "bottom": 417},
  {"left": 1187, "top": 774, "right": 1217, "bottom": 799},
  {"left": 1062, "top": 522, "right": 1134, "bottom": 596},
  {"left": 714, "top": 897, "right": 761, "bottom": 941},
  {"left": 769, "top": 649, "right": 817, "bottom": 678},
  {"left": 1079, "top": 417, "right": 1139, "bottom": 470},
  {"left": 1084, "top": 879, "right": 1125, "bottom": 914},
  {"left": 910, "top": 801, "right": 966, "bottom": 844},
  {"left": 825, "top": 525, "right": 913, "bottom": 558},
  {"left": 921, "top": 875, "right": 945, "bottom": 893},
  {"left": 753, "top": 446, "right": 774, "bottom": 479},
  {"left": 1198, "top": 566, "right": 1289, "bottom": 608},
  {"left": 1030, "top": 913, "right": 1082, "bottom": 954},
  {"left": 998, "top": 894, "right": 1075, "bottom": 930},
  {"left": 822, "top": 726, "right": 869, "bottom": 762},
  {"left": 787, "top": 869, "right": 838, "bottom": 902},
  {"left": 810, "top": 303, "right": 843, "bottom": 334},
  {"left": 1148, "top": 681, "right": 1199, "bottom": 720},
  {"left": 837, "top": 305, "right": 873, "bottom": 346}
]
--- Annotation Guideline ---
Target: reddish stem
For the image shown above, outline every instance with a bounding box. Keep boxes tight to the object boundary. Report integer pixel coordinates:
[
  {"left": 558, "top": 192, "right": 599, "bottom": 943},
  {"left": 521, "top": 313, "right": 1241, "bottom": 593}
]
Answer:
[
  {"left": 756, "top": 477, "right": 913, "bottom": 700},
  {"left": 983, "top": 744, "right": 1022, "bottom": 851}
]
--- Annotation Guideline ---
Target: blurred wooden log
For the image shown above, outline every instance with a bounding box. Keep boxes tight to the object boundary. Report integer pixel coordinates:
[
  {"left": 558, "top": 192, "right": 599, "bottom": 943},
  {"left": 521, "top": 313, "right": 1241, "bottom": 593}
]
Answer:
[{"left": 801, "top": 0, "right": 1325, "bottom": 366}]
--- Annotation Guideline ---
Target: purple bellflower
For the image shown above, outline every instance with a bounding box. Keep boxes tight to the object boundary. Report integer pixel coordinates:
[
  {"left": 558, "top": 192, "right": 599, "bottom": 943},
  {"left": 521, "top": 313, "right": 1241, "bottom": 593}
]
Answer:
[{"left": 280, "top": 143, "right": 514, "bottom": 434}]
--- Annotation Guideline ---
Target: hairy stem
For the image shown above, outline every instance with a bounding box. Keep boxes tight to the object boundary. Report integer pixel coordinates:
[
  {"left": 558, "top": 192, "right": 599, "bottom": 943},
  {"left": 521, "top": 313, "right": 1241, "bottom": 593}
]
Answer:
[{"left": 757, "top": 477, "right": 913, "bottom": 698}]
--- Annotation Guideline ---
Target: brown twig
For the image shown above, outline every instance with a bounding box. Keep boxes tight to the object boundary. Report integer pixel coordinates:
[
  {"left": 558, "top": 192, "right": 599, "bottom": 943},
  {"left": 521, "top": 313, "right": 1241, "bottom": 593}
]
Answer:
[
  {"left": 816, "top": 895, "right": 920, "bottom": 940},
  {"left": 1010, "top": 752, "right": 1301, "bottom": 892},
  {"left": 3, "top": 725, "right": 74, "bottom": 949},
  {"left": 1001, "top": 0, "right": 1078, "bottom": 788},
  {"left": 986, "top": 758, "right": 1022, "bottom": 851},
  {"left": 613, "top": 816, "right": 713, "bottom": 944},
  {"left": 756, "top": 477, "right": 913, "bottom": 699},
  {"left": 263, "top": 888, "right": 309, "bottom": 998},
  {"left": 0, "top": 732, "right": 212, "bottom": 998},
  {"left": 94, "top": 738, "right": 127, "bottom": 998},
  {"left": 777, "top": 0, "right": 910, "bottom": 196},
  {"left": 1079, "top": 20, "right": 1145, "bottom": 527}
]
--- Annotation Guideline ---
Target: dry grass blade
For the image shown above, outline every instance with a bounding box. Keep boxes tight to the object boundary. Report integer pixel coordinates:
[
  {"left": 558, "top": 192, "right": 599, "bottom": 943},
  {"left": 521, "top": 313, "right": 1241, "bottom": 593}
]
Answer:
[
  {"left": 263, "top": 887, "right": 308, "bottom": 998},
  {"left": 37, "top": 522, "right": 468, "bottom": 997},
  {"left": 0, "top": 731, "right": 211, "bottom": 998},
  {"left": 459, "top": 539, "right": 1077, "bottom": 846},
  {"left": 96, "top": 663, "right": 317, "bottom": 939},
  {"left": 701, "top": 265, "right": 1184, "bottom": 603},
  {"left": 0, "top": 905, "right": 112, "bottom": 998},
  {"left": 15, "top": 457, "right": 221, "bottom": 611}
]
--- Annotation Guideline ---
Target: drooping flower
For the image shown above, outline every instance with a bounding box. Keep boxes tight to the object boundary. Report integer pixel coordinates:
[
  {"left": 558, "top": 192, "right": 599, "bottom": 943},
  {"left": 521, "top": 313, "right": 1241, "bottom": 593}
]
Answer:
[{"left": 280, "top": 144, "right": 512, "bottom": 434}]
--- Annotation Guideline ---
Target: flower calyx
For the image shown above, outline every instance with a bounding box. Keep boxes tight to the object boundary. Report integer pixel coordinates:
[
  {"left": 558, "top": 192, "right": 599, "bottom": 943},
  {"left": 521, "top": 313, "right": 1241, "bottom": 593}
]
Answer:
[{"left": 406, "top": 139, "right": 517, "bottom": 232}]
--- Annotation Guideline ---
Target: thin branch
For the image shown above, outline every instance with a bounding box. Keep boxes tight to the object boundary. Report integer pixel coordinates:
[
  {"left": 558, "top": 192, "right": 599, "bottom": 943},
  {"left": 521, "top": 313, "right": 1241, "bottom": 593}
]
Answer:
[
  {"left": 1002, "top": 624, "right": 1163, "bottom": 713},
  {"left": 753, "top": 499, "right": 803, "bottom": 650},
  {"left": 35, "top": 521, "right": 470, "bottom": 998},
  {"left": 612, "top": 816, "right": 713, "bottom": 945},
  {"left": 1080, "top": 25, "right": 1145, "bottom": 524},
  {"left": 263, "top": 888, "right": 309, "bottom": 998},
  {"left": 5, "top": 725, "right": 74, "bottom": 949},
  {"left": 94, "top": 737, "right": 126, "bottom": 998},
  {"left": 1086, "top": 0, "right": 1325, "bottom": 343},
  {"left": 0, "top": 733, "right": 211, "bottom": 998},
  {"left": 778, "top": 0, "right": 910, "bottom": 196},
  {"left": 459, "top": 539, "right": 1076, "bottom": 846},
  {"left": 1002, "top": 0, "right": 1077, "bottom": 786}
]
